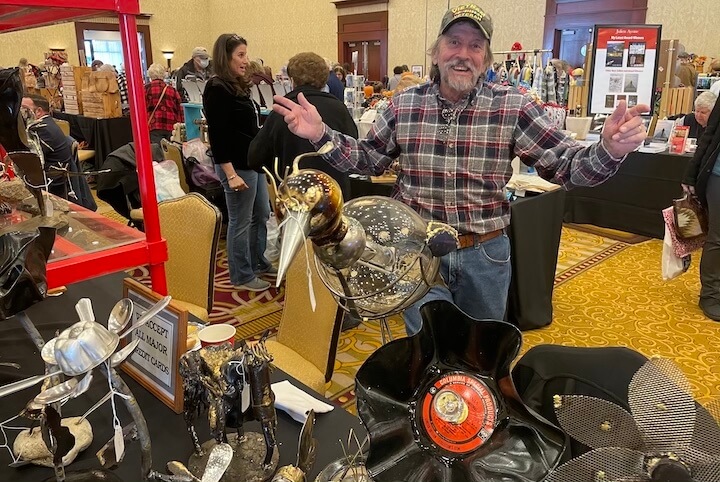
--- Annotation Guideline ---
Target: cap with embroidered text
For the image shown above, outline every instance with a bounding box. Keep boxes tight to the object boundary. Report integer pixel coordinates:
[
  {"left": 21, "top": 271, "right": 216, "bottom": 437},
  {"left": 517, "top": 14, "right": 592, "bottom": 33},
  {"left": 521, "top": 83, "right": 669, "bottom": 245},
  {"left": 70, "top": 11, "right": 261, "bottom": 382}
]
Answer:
[{"left": 438, "top": 3, "right": 493, "bottom": 42}]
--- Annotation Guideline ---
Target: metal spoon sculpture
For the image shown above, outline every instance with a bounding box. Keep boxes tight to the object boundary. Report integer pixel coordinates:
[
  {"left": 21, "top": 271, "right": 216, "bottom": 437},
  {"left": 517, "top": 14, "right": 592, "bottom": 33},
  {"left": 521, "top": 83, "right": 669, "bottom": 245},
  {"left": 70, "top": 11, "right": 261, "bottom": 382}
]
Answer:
[
  {"left": 2, "top": 296, "right": 171, "bottom": 482},
  {"left": 0, "top": 297, "right": 168, "bottom": 399}
]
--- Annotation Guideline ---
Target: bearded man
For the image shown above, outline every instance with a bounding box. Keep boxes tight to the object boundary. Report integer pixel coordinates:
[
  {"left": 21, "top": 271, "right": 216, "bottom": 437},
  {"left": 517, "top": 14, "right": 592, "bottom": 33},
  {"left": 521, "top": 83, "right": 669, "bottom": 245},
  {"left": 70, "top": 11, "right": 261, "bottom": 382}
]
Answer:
[{"left": 271, "top": 3, "right": 650, "bottom": 335}]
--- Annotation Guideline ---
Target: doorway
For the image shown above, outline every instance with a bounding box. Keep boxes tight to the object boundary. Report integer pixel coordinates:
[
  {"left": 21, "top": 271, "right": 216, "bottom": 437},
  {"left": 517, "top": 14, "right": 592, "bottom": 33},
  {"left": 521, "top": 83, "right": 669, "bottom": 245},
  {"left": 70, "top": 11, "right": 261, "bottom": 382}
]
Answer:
[
  {"left": 557, "top": 27, "right": 593, "bottom": 70},
  {"left": 74, "top": 22, "right": 153, "bottom": 73},
  {"left": 337, "top": 12, "right": 387, "bottom": 83},
  {"left": 344, "top": 40, "right": 382, "bottom": 82},
  {"left": 543, "top": 0, "right": 647, "bottom": 56}
]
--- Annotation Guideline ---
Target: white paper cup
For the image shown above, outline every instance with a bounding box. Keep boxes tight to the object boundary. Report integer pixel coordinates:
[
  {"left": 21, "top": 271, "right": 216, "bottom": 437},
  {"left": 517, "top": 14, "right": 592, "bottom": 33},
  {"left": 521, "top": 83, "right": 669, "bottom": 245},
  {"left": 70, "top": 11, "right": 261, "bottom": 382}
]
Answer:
[{"left": 198, "top": 324, "right": 236, "bottom": 347}]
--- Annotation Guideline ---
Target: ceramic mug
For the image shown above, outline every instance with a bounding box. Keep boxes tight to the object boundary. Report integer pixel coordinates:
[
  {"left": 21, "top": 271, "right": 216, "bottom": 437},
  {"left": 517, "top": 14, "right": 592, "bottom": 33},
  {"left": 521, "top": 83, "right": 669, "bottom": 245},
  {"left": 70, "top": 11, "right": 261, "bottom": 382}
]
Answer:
[{"left": 198, "top": 324, "right": 236, "bottom": 347}]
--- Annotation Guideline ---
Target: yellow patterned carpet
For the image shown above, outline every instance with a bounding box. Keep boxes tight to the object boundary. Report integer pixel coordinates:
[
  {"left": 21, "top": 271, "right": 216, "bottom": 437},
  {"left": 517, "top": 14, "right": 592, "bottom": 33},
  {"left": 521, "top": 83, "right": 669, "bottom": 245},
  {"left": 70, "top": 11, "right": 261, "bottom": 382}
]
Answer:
[{"left": 326, "top": 227, "right": 720, "bottom": 412}]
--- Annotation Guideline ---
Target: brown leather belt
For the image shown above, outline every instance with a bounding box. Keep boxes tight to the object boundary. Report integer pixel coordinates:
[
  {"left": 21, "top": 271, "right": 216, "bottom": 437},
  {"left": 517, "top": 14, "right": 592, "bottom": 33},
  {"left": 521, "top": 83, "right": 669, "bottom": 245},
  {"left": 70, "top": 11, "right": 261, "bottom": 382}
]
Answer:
[{"left": 457, "top": 229, "right": 503, "bottom": 250}]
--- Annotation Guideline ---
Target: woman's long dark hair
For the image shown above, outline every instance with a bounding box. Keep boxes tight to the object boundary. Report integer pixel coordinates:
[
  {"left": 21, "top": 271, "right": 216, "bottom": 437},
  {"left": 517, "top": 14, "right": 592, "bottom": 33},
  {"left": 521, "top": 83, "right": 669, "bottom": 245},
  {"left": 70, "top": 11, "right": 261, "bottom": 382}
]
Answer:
[{"left": 211, "top": 33, "right": 251, "bottom": 96}]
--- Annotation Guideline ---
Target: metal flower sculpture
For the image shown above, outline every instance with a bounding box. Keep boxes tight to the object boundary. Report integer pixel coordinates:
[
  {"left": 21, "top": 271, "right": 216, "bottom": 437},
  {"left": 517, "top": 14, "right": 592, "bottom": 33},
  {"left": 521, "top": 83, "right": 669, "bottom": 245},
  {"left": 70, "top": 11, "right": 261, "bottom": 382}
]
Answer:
[
  {"left": 354, "top": 300, "right": 566, "bottom": 482},
  {"left": 546, "top": 357, "right": 720, "bottom": 482}
]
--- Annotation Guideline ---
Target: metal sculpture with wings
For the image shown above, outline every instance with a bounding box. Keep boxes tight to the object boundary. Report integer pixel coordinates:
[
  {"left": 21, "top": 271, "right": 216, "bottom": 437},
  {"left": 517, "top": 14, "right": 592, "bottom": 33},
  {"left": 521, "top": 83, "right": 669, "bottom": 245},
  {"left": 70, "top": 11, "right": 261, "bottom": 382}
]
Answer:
[{"left": 547, "top": 357, "right": 720, "bottom": 482}]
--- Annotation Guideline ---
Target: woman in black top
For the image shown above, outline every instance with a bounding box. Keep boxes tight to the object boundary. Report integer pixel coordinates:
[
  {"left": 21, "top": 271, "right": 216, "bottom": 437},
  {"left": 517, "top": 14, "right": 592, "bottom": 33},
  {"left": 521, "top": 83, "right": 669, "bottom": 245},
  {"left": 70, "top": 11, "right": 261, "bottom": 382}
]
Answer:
[{"left": 204, "top": 33, "right": 272, "bottom": 292}]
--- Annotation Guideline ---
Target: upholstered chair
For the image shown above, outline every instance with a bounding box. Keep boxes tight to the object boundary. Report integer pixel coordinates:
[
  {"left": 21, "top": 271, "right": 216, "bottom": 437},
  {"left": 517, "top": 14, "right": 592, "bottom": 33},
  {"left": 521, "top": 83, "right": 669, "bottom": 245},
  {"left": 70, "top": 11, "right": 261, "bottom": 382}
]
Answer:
[
  {"left": 157, "top": 193, "right": 221, "bottom": 322},
  {"left": 265, "top": 241, "right": 343, "bottom": 394}
]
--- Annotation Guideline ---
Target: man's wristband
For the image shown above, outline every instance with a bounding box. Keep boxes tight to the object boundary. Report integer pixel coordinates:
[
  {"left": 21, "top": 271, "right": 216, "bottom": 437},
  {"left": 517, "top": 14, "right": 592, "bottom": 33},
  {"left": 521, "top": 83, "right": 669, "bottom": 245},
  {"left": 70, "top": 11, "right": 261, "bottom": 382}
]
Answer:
[{"left": 227, "top": 174, "right": 237, "bottom": 181}]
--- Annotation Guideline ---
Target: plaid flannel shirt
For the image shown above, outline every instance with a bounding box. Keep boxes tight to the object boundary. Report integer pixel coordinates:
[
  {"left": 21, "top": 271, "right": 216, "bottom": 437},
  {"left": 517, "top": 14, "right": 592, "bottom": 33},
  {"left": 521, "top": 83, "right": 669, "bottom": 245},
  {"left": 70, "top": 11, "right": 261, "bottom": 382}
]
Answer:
[
  {"left": 117, "top": 72, "right": 129, "bottom": 109},
  {"left": 145, "top": 79, "right": 184, "bottom": 132},
  {"left": 315, "top": 80, "right": 624, "bottom": 235}
]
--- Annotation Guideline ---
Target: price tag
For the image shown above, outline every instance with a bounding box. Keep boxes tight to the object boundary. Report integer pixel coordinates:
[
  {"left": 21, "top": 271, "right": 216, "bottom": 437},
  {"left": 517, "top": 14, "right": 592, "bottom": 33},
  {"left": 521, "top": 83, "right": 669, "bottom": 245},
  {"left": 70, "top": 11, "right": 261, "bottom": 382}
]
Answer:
[
  {"left": 114, "top": 425, "right": 125, "bottom": 463},
  {"left": 241, "top": 380, "right": 251, "bottom": 412}
]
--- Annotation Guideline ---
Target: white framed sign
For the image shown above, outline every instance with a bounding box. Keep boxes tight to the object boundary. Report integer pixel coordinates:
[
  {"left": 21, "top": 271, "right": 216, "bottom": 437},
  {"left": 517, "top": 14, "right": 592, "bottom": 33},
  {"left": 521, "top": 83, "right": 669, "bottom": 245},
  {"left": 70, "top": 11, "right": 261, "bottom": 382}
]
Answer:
[
  {"left": 589, "top": 24, "right": 662, "bottom": 115},
  {"left": 122, "top": 278, "right": 188, "bottom": 413}
]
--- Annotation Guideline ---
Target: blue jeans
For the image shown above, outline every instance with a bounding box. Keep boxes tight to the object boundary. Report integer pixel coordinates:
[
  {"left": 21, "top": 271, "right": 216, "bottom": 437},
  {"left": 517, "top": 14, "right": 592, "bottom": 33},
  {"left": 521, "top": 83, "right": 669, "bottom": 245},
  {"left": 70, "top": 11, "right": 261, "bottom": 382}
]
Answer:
[
  {"left": 215, "top": 166, "right": 271, "bottom": 285},
  {"left": 403, "top": 233, "right": 511, "bottom": 336}
]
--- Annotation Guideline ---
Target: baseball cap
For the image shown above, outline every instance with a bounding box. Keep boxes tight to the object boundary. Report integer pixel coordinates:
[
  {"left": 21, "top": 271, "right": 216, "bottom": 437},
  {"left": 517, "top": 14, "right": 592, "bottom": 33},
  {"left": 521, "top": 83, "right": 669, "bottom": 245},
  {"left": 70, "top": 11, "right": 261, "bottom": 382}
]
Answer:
[
  {"left": 192, "top": 47, "right": 209, "bottom": 59},
  {"left": 438, "top": 3, "right": 493, "bottom": 42}
]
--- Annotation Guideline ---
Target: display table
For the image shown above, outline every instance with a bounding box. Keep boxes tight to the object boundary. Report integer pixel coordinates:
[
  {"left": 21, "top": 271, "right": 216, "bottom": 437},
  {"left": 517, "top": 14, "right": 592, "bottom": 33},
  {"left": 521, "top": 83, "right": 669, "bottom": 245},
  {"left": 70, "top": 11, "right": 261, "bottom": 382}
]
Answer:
[
  {"left": 564, "top": 149, "right": 692, "bottom": 238},
  {"left": 53, "top": 111, "right": 133, "bottom": 167},
  {"left": 2, "top": 197, "right": 151, "bottom": 289},
  {"left": 507, "top": 189, "right": 566, "bottom": 330},
  {"left": 0, "top": 273, "right": 366, "bottom": 481},
  {"left": 348, "top": 176, "right": 565, "bottom": 330}
]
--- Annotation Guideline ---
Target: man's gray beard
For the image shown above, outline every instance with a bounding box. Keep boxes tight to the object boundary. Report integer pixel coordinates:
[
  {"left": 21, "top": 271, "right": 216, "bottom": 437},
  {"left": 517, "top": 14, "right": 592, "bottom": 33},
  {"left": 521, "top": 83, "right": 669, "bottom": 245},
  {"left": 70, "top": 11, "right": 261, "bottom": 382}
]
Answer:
[{"left": 443, "top": 71, "right": 484, "bottom": 94}]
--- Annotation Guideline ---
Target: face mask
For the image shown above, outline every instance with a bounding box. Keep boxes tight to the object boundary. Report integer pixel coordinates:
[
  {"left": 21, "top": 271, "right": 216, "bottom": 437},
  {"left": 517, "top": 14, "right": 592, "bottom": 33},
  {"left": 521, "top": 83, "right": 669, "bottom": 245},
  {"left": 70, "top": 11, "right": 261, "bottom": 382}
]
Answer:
[
  {"left": 198, "top": 59, "right": 209, "bottom": 69},
  {"left": 21, "top": 107, "right": 35, "bottom": 123}
]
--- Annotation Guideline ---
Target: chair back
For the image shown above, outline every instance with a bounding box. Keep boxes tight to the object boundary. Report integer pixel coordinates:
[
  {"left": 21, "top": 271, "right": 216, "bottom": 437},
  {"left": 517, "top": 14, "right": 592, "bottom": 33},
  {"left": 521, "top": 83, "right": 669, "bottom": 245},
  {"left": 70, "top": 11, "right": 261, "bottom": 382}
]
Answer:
[
  {"left": 158, "top": 193, "right": 221, "bottom": 314},
  {"left": 161, "top": 138, "right": 189, "bottom": 193},
  {"left": 250, "top": 84, "right": 262, "bottom": 106},
  {"left": 258, "top": 83, "right": 275, "bottom": 108},
  {"left": 56, "top": 119, "right": 70, "bottom": 136},
  {"left": 265, "top": 172, "right": 278, "bottom": 214},
  {"left": 272, "top": 81, "right": 286, "bottom": 95},
  {"left": 278, "top": 241, "right": 342, "bottom": 381}
]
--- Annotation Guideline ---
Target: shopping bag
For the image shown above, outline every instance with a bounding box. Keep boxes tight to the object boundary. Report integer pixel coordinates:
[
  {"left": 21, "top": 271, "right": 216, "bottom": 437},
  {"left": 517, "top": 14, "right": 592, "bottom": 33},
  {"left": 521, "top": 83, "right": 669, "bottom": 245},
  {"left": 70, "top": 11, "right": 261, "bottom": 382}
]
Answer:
[
  {"left": 189, "top": 160, "right": 221, "bottom": 187},
  {"left": 673, "top": 193, "right": 708, "bottom": 240},
  {"left": 661, "top": 224, "right": 690, "bottom": 281},
  {"left": 153, "top": 160, "right": 185, "bottom": 202},
  {"left": 662, "top": 207, "right": 705, "bottom": 258}
]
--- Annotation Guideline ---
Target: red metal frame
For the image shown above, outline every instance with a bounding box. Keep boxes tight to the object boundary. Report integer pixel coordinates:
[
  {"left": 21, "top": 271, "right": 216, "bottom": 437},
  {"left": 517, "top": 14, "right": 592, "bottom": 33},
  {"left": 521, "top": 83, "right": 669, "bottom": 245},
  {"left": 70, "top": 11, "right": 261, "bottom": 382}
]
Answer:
[{"left": 1, "top": 0, "right": 168, "bottom": 294}]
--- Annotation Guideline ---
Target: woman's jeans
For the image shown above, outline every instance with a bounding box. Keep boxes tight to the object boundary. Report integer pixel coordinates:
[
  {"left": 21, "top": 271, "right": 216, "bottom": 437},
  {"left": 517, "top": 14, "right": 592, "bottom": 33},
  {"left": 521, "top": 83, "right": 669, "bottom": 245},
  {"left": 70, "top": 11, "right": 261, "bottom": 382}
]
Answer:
[
  {"left": 215, "top": 166, "right": 271, "bottom": 285},
  {"left": 700, "top": 174, "right": 720, "bottom": 304},
  {"left": 403, "top": 233, "right": 512, "bottom": 336}
]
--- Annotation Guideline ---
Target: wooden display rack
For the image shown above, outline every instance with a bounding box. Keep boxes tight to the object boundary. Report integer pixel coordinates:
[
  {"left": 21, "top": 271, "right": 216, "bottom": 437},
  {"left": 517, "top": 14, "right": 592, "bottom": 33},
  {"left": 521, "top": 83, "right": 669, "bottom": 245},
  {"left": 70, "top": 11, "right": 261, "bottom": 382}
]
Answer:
[{"left": 656, "top": 39, "right": 694, "bottom": 118}]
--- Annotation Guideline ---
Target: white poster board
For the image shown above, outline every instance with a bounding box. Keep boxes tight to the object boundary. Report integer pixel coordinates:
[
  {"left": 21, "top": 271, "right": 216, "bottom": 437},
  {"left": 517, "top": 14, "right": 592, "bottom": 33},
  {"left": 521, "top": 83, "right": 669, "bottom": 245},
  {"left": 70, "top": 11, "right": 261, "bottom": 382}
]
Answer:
[{"left": 589, "top": 25, "right": 662, "bottom": 115}]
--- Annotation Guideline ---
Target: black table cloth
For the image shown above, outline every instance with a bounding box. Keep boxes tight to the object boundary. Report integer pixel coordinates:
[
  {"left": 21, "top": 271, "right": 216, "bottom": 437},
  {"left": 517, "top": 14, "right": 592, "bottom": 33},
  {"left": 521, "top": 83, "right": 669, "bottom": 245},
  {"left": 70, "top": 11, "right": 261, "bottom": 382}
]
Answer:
[
  {"left": 53, "top": 112, "right": 134, "bottom": 167},
  {"left": 507, "top": 189, "right": 566, "bottom": 330},
  {"left": 564, "top": 150, "right": 692, "bottom": 239},
  {"left": 0, "top": 273, "right": 365, "bottom": 481},
  {"left": 348, "top": 177, "right": 565, "bottom": 331}
]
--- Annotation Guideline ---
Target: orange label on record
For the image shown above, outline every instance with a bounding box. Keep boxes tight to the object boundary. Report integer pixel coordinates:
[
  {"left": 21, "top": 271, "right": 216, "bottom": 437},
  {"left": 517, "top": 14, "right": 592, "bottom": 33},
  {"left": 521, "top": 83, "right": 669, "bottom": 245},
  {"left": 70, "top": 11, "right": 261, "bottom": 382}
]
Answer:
[{"left": 420, "top": 373, "right": 497, "bottom": 454}]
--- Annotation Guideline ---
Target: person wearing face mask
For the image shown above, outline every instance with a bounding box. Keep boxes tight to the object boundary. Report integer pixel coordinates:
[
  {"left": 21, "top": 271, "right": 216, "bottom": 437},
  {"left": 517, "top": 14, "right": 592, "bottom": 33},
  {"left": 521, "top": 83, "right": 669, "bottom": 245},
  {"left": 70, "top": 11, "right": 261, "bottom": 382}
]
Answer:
[
  {"left": 271, "top": 3, "right": 650, "bottom": 335},
  {"left": 247, "top": 51, "right": 358, "bottom": 199},
  {"left": 20, "top": 94, "right": 73, "bottom": 199},
  {"left": 203, "top": 34, "right": 274, "bottom": 292},
  {"left": 176, "top": 46, "right": 214, "bottom": 103}
]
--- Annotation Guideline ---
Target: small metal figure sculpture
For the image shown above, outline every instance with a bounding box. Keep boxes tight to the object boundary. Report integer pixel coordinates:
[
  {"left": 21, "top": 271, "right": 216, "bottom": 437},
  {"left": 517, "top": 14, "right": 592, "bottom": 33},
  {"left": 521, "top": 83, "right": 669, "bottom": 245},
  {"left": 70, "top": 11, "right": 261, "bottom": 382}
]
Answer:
[{"left": 179, "top": 340, "right": 279, "bottom": 481}]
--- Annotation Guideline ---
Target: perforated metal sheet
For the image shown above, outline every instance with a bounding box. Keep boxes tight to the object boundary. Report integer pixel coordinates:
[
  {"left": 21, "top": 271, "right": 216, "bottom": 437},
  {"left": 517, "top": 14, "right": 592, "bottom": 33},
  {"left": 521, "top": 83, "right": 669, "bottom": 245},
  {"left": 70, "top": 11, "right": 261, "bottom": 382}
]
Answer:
[
  {"left": 555, "top": 395, "right": 643, "bottom": 451},
  {"left": 545, "top": 447, "right": 645, "bottom": 482},
  {"left": 547, "top": 358, "right": 720, "bottom": 482},
  {"left": 628, "top": 358, "right": 695, "bottom": 455}
]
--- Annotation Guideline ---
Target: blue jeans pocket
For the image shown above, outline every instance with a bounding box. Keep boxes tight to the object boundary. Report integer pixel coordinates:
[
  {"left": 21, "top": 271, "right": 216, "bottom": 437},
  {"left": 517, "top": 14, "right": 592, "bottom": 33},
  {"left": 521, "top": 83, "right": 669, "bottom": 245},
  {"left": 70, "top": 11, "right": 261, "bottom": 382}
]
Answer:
[{"left": 478, "top": 235, "right": 510, "bottom": 264}]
